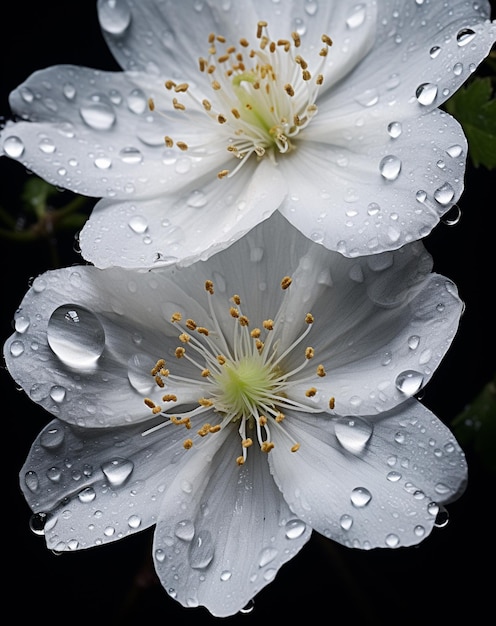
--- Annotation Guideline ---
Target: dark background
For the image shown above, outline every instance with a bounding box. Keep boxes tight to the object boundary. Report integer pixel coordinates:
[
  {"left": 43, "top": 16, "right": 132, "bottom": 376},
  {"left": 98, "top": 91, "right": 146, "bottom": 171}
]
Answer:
[{"left": 1, "top": 3, "right": 494, "bottom": 624}]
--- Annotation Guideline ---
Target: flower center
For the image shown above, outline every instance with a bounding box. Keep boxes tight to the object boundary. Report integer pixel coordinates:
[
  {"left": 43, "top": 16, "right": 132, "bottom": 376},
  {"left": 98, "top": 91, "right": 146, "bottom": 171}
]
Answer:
[
  {"left": 143, "top": 277, "right": 335, "bottom": 464},
  {"left": 153, "top": 21, "right": 332, "bottom": 179}
]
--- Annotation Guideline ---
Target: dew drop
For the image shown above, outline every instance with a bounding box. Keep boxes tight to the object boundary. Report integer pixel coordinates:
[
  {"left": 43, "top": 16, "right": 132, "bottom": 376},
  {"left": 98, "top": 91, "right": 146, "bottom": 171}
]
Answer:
[
  {"left": 240, "top": 599, "right": 255, "bottom": 614},
  {"left": 350, "top": 487, "right": 372, "bottom": 508},
  {"left": 49, "top": 385, "right": 67, "bottom": 403},
  {"left": 63, "top": 82, "right": 77, "bottom": 100},
  {"left": 335, "top": 416, "right": 373, "bottom": 453},
  {"left": 3, "top": 136, "right": 25, "bottom": 158},
  {"left": 385, "top": 533, "right": 400, "bottom": 548},
  {"left": 175, "top": 520, "right": 195, "bottom": 541},
  {"left": 416, "top": 190, "right": 427, "bottom": 203},
  {"left": 258, "top": 547, "right": 278, "bottom": 567},
  {"left": 40, "top": 426, "right": 65, "bottom": 449},
  {"left": 346, "top": 3, "right": 366, "bottom": 29},
  {"left": 408, "top": 335, "right": 420, "bottom": 350},
  {"left": 119, "top": 146, "right": 143, "bottom": 164},
  {"left": 189, "top": 530, "right": 214, "bottom": 569},
  {"left": 416, "top": 82, "right": 438, "bottom": 106},
  {"left": 78, "top": 487, "right": 96, "bottom": 503},
  {"left": 155, "top": 548, "right": 166, "bottom": 563},
  {"left": 434, "top": 505, "right": 449, "bottom": 527},
  {"left": 127, "top": 88, "right": 148, "bottom": 115},
  {"left": 395, "top": 370, "right": 424, "bottom": 396},
  {"left": 80, "top": 97, "right": 116, "bottom": 130},
  {"left": 38, "top": 137, "right": 56, "bottom": 154},
  {"left": 429, "top": 45, "right": 441, "bottom": 58},
  {"left": 441, "top": 204, "right": 461, "bottom": 226},
  {"left": 339, "top": 514, "right": 353, "bottom": 531},
  {"left": 285, "top": 518, "right": 307, "bottom": 539},
  {"left": 128, "top": 514, "right": 142, "bottom": 529},
  {"left": 446, "top": 144, "right": 463, "bottom": 158},
  {"left": 220, "top": 570, "right": 232, "bottom": 581},
  {"left": 379, "top": 155, "right": 402, "bottom": 181},
  {"left": 101, "top": 458, "right": 134, "bottom": 487},
  {"left": 47, "top": 305, "right": 106, "bottom": 368},
  {"left": 9, "top": 340, "right": 25, "bottom": 357},
  {"left": 434, "top": 182, "right": 455, "bottom": 206},
  {"left": 98, "top": 0, "right": 132, "bottom": 35},
  {"left": 128, "top": 215, "right": 148, "bottom": 234},
  {"left": 127, "top": 353, "right": 156, "bottom": 395},
  {"left": 25, "top": 470, "right": 40, "bottom": 493},
  {"left": 387, "top": 121, "right": 402, "bottom": 138},
  {"left": 29, "top": 512, "right": 48, "bottom": 536},
  {"left": 186, "top": 190, "right": 208, "bottom": 208},
  {"left": 456, "top": 28, "right": 476, "bottom": 46}
]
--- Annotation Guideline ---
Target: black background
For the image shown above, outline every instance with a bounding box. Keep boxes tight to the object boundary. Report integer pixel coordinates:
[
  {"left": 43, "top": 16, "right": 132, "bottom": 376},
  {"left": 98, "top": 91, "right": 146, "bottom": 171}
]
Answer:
[{"left": 1, "top": 3, "right": 494, "bottom": 624}]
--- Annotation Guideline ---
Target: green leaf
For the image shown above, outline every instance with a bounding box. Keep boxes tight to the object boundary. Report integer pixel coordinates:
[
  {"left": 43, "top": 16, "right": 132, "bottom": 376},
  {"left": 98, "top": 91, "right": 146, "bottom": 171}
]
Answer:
[
  {"left": 20, "top": 177, "right": 59, "bottom": 217},
  {"left": 445, "top": 76, "right": 496, "bottom": 169},
  {"left": 451, "top": 375, "right": 496, "bottom": 473}
]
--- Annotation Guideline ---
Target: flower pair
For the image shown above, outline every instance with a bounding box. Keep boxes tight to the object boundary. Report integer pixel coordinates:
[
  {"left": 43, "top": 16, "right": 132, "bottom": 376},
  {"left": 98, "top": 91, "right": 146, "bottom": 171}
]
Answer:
[{"left": 2, "top": 0, "right": 495, "bottom": 618}]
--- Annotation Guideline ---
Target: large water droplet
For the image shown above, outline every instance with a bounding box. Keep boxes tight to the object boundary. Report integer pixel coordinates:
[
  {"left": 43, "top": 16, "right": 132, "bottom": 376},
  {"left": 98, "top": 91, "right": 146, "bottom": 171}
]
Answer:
[
  {"left": 25, "top": 471, "right": 40, "bottom": 493},
  {"left": 379, "top": 155, "right": 402, "bottom": 181},
  {"left": 434, "top": 182, "right": 455, "bottom": 206},
  {"left": 79, "top": 96, "right": 116, "bottom": 130},
  {"left": 456, "top": 28, "right": 476, "bottom": 46},
  {"left": 346, "top": 3, "right": 366, "bottom": 28},
  {"left": 416, "top": 83, "right": 438, "bottom": 106},
  {"left": 395, "top": 370, "right": 424, "bottom": 396},
  {"left": 189, "top": 530, "right": 214, "bottom": 569},
  {"left": 101, "top": 458, "right": 134, "bottom": 487},
  {"left": 128, "top": 215, "right": 148, "bottom": 234},
  {"left": 350, "top": 487, "right": 372, "bottom": 508},
  {"left": 175, "top": 520, "right": 195, "bottom": 541},
  {"left": 258, "top": 547, "right": 278, "bottom": 567},
  {"left": 285, "top": 518, "right": 306, "bottom": 539},
  {"left": 387, "top": 121, "right": 402, "bottom": 139},
  {"left": 335, "top": 416, "right": 373, "bottom": 453},
  {"left": 3, "top": 136, "right": 25, "bottom": 158},
  {"left": 127, "top": 353, "right": 156, "bottom": 395},
  {"left": 47, "top": 305, "right": 106, "bottom": 368},
  {"left": 119, "top": 146, "right": 143, "bottom": 164},
  {"left": 98, "top": 0, "right": 132, "bottom": 35}
]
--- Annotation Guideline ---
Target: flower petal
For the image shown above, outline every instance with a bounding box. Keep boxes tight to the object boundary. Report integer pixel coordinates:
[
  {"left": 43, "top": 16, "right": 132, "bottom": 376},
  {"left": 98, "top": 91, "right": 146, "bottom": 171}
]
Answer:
[
  {"left": 283, "top": 245, "right": 463, "bottom": 415},
  {"left": 281, "top": 108, "right": 467, "bottom": 257},
  {"left": 20, "top": 417, "right": 191, "bottom": 551},
  {"left": 4, "top": 265, "right": 213, "bottom": 427},
  {"left": 1, "top": 65, "right": 228, "bottom": 199},
  {"left": 269, "top": 400, "right": 467, "bottom": 549},
  {"left": 152, "top": 425, "right": 311, "bottom": 617}
]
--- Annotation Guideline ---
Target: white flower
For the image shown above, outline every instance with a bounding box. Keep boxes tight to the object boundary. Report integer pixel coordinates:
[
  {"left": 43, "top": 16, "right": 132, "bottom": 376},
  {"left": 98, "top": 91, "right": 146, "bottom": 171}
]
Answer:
[
  {"left": 1, "top": 1, "right": 495, "bottom": 268},
  {"left": 6, "top": 212, "right": 467, "bottom": 617}
]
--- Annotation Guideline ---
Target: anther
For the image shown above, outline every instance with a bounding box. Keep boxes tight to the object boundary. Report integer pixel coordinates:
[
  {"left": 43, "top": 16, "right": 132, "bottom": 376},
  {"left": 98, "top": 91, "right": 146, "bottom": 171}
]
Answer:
[
  {"left": 305, "top": 347, "right": 315, "bottom": 360},
  {"left": 171, "top": 312, "right": 182, "bottom": 323},
  {"left": 317, "top": 364, "right": 326, "bottom": 377},
  {"left": 186, "top": 319, "right": 197, "bottom": 330},
  {"left": 284, "top": 84, "right": 295, "bottom": 97},
  {"left": 263, "top": 319, "right": 274, "bottom": 331},
  {"left": 242, "top": 438, "right": 253, "bottom": 447},
  {"left": 291, "top": 443, "right": 300, "bottom": 453},
  {"left": 256, "top": 21, "right": 267, "bottom": 38},
  {"left": 305, "top": 313, "right": 314, "bottom": 324},
  {"left": 175, "top": 347, "right": 186, "bottom": 358},
  {"left": 174, "top": 83, "right": 189, "bottom": 92},
  {"left": 281, "top": 276, "right": 292, "bottom": 290},
  {"left": 172, "top": 98, "right": 186, "bottom": 110},
  {"left": 251, "top": 328, "right": 261, "bottom": 338},
  {"left": 199, "top": 398, "right": 214, "bottom": 407},
  {"left": 155, "top": 375, "right": 165, "bottom": 388},
  {"left": 184, "top": 439, "right": 193, "bottom": 450},
  {"left": 321, "top": 34, "right": 333, "bottom": 46},
  {"left": 162, "top": 394, "right": 177, "bottom": 402},
  {"left": 205, "top": 280, "right": 214, "bottom": 294},
  {"left": 201, "top": 368, "right": 211, "bottom": 377},
  {"left": 176, "top": 141, "right": 188, "bottom": 151},
  {"left": 179, "top": 333, "right": 190, "bottom": 343},
  {"left": 305, "top": 387, "right": 317, "bottom": 397},
  {"left": 239, "top": 316, "right": 249, "bottom": 327},
  {"left": 148, "top": 97, "right": 155, "bottom": 111},
  {"left": 329, "top": 397, "right": 335, "bottom": 410},
  {"left": 261, "top": 441, "right": 275, "bottom": 453},
  {"left": 164, "top": 136, "right": 174, "bottom": 147},
  {"left": 218, "top": 169, "right": 230, "bottom": 179},
  {"left": 197, "top": 327, "right": 209, "bottom": 336},
  {"left": 291, "top": 32, "right": 301, "bottom": 47},
  {"left": 232, "top": 294, "right": 241, "bottom": 305}
]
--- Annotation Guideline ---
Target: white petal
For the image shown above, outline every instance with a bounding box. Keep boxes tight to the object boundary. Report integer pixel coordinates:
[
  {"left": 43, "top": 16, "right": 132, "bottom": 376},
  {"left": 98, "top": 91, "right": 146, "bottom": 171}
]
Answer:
[
  {"left": 4, "top": 265, "right": 212, "bottom": 427},
  {"left": 284, "top": 246, "right": 463, "bottom": 415},
  {"left": 1, "top": 65, "right": 227, "bottom": 199},
  {"left": 281, "top": 108, "right": 467, "bottom": 257},
  {"left": 79, "top": 157, "right": 286, "bottom": 269},
  {"left": 269, "top": 400, "right": 467, "bottom": 549},
  {"left": 20, "top": 417, "right": 191, "bottom": 551},
  {"left": 152, "top": 426, "right": 311, "bottom": 617}
]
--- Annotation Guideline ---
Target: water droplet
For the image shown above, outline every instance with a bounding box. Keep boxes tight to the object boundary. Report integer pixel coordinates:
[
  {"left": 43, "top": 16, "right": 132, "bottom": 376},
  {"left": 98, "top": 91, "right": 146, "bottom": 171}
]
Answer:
[
  {"left": 186, "top": 190, "right": 208, "bottom": 208},
  {"left": 189, "top": 530, "right": 214, "bottom": 569},
  {"left": 47, "top": 305, "right": 106, "bottom": 368},
  {"left": 78, "top": 487, "right": 96, "bottom": 503},
  {"left": 63, "top": 82, "right": 77, "bottom": 100},
  {"left": 175, "top": 520, "right": 195, "bottom": 541},
  {"left": 416, "top": 83, "right": 438, "bottom": 106},
  {"left": 258, "top": 547, "right": 278, "bottom": 567},
  {"left": 441, "top": 204, "right": 461, "bottom": 226},
  {"left": 339, "top": 514, "right": 353, "bottom": 530},
  {"left": 356, "top": 88, "right": 379, "bottom": 107},
  {"left": 395, "top": 370, "right": 424, "bottom": 396},
  {"left": 25, "top": 470, "right": 40, "bottom": 493},
  {"left": 79, "top": 97, "right": 116, "bottom": 130},
  {"left": 128, "top": 514, "right": 141, "bottom": 529},
  {"left": 49, "top": 385, "right": 67, "bottom": 403},
  {"left": 38, "top": 137, "right": 56, "bottom": 154},
  {"left": 119, "top": 146, "right": 143, "bottom": 164},
  {"left": 385, "top": 533, "right": 400, "bottom": 547},
  {"left": 434, "top": 182, "right": 455, "bottom": 206},
  {"left": 98, "top": 0, "right": 132, "bottom": 35},
  {"left": 101, "top": 458, "right": 134, "bottom": 487},
  {"left": 456, "top": 28, "right": 476, "bottom": 46},
  {"left": 387, "top": 471, "right": 402, "bottom": 482},
  {"left": 379, "top": 155, "right": 402, "bottom": 181},
  {"left": 155, "top": 548, "right": 166, "bottom": 563},
  {"left": 446, "top": 144, "right": 463, "bottom": 158},
  {"left": 220, "top": 570, "right": 232, "bottom": 581},
  {"left": 285, "top": 518, "right": 306, "bottom": 539},
  {"left": 387, "top": 121, "right": 402, "bottom": 139},
  {"left": 453, "top": 62, "right": 463, "bottom": 76},
  {"left": 128, "top": 215, "right": 148, "bottom": 234},
  {"left": 335, "top": 416, "right": 373, "bottom": 453},
  {"left": 94, "top": 155, "right": 112, "bottom": 169},
  {"left": 127, "top": 88, "right": 148, "bottom": 115},
  {"left": 434, "top": 505, "right": 449, "bottom": 527},
  {"left": 9, "top": 340, "right": 25, "bottom": 357},
  {"left": 346, "top": 3, "right": 366, "bottom": 29},
  {"left": 429, "top": 45, "right": 441, "bottom": 59},
  {"left": 29, "top": 512, "right": 48, "bottom": 535},
  {"left": 127, "top": 353, "right": 156, "bottom": 394},
  {"left": 3, "top": 135, "right": 25, "bottom": 158},
  {"left": 350, "top": 487, "right": 372, "bottom": 508},
  {"left": 408, "top": 335, "right": 420, "bottom": 350},
  {"left": 239, "top": 599, "right": 255, "bottom": 614}
]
